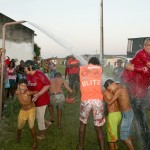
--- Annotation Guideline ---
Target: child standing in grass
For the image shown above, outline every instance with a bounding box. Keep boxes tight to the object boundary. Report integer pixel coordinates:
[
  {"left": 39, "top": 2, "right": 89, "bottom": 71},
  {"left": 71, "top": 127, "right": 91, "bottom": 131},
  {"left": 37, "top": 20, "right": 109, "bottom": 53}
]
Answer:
[
  {"left": 49, "top": 72, "right": 73, "bottom": 128},
  {"left": 104, "top": 79, "right": 134, "bottom": 150},
  {"left": 15, "top": 79, "right": 38, "bottom": 150},
  {"left": 103, "top": 89, "right": 122, "bottom": 150}
]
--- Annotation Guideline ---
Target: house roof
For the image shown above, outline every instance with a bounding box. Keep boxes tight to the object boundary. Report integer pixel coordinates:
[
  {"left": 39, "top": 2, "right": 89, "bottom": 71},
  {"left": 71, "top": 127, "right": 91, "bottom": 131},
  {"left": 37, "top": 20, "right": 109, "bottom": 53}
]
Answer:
[{"left": 0, "top": 13, "right": 34, "bottom": 33}]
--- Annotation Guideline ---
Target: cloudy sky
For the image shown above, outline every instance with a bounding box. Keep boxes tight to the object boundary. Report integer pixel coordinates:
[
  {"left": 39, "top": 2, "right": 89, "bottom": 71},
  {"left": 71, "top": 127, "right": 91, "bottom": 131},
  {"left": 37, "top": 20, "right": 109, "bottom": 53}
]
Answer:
[{"left": 1, "top": 0, "right": 150, "bottom": 58}]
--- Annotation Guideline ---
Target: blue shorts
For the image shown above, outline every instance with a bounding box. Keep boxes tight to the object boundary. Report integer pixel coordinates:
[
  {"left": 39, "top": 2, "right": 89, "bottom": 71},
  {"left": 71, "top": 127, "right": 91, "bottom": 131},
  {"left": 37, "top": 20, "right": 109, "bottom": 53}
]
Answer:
[
  {"left": 9, "top": 79, "right": 16, "bottom": 87},
  {"left": 4, "top": 79, "right": 10, "bottom": 88},
  {"left": 120, "top": 109, "right": 134, "bottom": 140}
]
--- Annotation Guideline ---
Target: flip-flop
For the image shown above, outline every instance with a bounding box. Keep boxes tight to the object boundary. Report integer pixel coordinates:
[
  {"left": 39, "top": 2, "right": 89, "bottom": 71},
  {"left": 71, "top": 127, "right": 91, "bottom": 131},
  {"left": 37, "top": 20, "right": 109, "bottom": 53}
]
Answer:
[
  {"left": 50, "top": 120, "right": 54, "bottom": 123},
  {"left": 45, "top": 121, "right": 52, "bottom": 129},
  {"left": 37, "top": 135, "right": 45, "bottom": 140}
]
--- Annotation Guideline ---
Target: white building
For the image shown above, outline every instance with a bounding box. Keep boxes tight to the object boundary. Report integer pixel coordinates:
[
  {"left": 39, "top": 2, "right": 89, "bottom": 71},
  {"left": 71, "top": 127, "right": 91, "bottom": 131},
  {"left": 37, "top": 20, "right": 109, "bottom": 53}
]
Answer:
[{"left": 0, "top": 13, "right": 35, "bottom": 64}]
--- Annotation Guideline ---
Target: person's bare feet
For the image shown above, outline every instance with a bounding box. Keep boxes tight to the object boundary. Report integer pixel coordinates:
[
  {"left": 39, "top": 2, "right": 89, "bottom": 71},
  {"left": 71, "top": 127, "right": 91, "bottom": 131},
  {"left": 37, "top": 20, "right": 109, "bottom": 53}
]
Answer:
[
  {"left": 115, "top": 143, "right": 118, "bottom": 150},
  {"left": 16, "top": 137, "right": 21, "bottom": 143},
  {"left": 76, "top": 145, "right": 83, "bottom": 150},
  {"left": 58, "top": 125, "right": 62, "bottom": 129},
  {"left": 31, "top": 141, "right": 37, "bottom": 150}
]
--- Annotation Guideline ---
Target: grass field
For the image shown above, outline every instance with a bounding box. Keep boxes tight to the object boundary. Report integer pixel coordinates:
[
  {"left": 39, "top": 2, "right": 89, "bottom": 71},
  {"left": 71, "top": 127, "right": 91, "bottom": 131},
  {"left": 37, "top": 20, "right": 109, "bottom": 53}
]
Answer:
[{"left": 0, "top": 64, "right": 148, "bottom": 150}]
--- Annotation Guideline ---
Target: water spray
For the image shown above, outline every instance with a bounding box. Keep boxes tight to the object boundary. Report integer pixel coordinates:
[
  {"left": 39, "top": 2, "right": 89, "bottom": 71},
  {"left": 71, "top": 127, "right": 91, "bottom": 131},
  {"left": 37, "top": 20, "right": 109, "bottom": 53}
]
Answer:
[{"left": 27, "top": 22, "right": 88, "bottom": 65}]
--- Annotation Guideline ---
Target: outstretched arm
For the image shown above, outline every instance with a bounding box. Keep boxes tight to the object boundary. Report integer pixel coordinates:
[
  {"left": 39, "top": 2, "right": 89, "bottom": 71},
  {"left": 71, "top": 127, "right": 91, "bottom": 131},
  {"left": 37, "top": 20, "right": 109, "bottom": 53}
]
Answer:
[
  {"left": 63, "top": 81, "right": 73, "bottom": 94},
  {"left": 125, "top": 63, "right": 134, "bottom": 71},
  {"left": 126, "top": 63, "right": 150, "bottom": 77}
]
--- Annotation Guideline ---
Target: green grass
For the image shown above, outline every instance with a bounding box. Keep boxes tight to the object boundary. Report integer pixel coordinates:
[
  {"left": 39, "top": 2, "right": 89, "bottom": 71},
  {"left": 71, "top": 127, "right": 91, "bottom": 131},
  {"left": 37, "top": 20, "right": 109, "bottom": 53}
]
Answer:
[
  {"left": 55, "top": 64, "right": 65, "bottom": 76},
  {"left": 0, "top": 65, "right": 147, "bottom": 150},
  {"left": 0, "top": 99, "right": 142, "bottom": 150}
]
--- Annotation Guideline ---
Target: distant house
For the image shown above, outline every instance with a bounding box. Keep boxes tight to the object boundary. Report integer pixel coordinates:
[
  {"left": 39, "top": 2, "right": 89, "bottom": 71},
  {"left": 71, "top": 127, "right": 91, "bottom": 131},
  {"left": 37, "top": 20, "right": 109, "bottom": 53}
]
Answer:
[
  {"left": 82, "top": 54, "right": 98, "bottom": 62},
  {"left": 0, "top": 13, "right": 35, "bottom": 63},
  {"left": 82, "top": 54, "right": 126, "bottom": 68},
  {"left": 45, "top": 57, "right": 64, "bottom": 65},
  {"left": 103, "top": 55, "right": 126, "bottom": 68}
]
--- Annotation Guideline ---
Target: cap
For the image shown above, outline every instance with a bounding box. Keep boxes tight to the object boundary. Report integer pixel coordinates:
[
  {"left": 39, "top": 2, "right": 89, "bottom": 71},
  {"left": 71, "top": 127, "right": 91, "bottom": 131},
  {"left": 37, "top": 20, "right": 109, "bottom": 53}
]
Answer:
[{"left": 116, "top": 59, "right": 123, "bottom": 63}]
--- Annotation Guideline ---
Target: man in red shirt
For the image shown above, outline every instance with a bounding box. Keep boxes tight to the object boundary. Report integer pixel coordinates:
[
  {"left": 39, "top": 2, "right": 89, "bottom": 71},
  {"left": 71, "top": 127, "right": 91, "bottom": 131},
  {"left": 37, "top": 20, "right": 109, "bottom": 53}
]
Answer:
[
  {"left": 67, "top": 55, "right": 80, "bottom": 99},
  {"left": 121, "top": 38, "right": 150, "bottom": 149},
  {"left": 24, "top": 60, "right": 51, "bottom": 139}
]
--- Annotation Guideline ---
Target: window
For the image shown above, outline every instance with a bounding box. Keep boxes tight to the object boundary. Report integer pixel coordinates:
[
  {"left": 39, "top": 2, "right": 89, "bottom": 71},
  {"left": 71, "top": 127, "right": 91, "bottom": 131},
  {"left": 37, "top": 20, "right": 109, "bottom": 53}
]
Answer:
[{"left": 127, "top": 40, "right": 133, "bottom": 52}]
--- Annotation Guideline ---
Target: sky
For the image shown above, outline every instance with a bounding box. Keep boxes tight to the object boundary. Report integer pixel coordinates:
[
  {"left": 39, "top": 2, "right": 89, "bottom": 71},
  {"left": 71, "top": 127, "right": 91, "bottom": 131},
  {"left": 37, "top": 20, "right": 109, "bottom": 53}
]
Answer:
[{"left": 1, "top": 0, "right": 150, "bottom": 58}]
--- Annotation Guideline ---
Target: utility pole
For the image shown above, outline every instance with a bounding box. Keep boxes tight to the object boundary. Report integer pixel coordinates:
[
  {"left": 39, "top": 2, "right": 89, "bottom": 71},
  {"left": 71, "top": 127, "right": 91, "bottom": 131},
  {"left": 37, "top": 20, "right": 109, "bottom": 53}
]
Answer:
[
  {"left": 0, "top": 21, "right": 26, "bottom": 120},
  {"left": 100, "top": 0, "right": 104, "bottom": 63}
]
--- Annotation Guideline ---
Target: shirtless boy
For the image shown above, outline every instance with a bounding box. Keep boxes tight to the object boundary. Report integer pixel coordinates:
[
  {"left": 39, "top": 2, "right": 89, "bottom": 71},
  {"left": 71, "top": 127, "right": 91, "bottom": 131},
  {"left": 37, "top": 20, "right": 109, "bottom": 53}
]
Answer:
[
  {"left": 49, "top": 72, "right": 73, "bottom": 128},
  {"left": 104, "top": 79, "right": 134, "bottom": 150},
  {"left": 15, "top": 79, "right": 38, "bottom": 150},
  {"left": 103, "top": 90, "right": 121, "bottom": 150}
]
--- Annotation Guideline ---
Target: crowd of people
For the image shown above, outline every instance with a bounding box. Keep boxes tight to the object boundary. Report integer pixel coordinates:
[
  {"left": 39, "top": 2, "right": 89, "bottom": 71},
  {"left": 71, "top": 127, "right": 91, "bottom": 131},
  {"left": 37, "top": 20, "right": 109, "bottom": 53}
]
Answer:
[
  {"left": 1, "top": 38, "right": 150, "bottom": 150},
  {"left": 0, "top": 53, "right": 80, "bottom": 149}
]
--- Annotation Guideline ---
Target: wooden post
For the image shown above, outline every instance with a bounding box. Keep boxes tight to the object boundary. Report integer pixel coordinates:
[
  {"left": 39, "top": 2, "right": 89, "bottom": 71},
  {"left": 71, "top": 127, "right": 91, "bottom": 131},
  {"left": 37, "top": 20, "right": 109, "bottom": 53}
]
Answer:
[{"left": 100, "top": 0, "right": 104, "bottom": 63}]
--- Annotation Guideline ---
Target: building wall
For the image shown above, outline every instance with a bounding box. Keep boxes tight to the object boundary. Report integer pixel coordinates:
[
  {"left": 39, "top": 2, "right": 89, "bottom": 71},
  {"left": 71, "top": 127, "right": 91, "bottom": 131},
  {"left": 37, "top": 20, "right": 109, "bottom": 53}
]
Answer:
[
  {"left": 127, "top": 37, "right": 150, "bottom": 58},
  {"left": 0, "top": 39, "right": 34, "bottom": 64},
  {"left": 0, "top": 13, "right": 35, "bottom": 63},
  {"left": 103, "top": 57, "right": 125, "bottom": 68}
]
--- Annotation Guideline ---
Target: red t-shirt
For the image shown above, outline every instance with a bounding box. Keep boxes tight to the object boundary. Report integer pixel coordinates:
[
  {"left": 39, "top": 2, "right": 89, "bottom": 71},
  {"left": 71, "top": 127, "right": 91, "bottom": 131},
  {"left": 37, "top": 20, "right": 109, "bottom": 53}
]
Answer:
[
  {"left": 26, "top": 70, "right": 50, "bottom": 107},
  {"left": 121, "top": 49, "right": 150, "bottom": 98},
  {"left": 68, "top": 58, "right": 79, "bottom": 74}
]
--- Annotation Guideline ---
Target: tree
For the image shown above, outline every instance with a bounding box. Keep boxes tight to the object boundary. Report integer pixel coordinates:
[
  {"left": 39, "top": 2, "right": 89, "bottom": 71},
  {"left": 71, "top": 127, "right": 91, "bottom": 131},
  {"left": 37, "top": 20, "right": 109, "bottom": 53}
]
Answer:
[{"left": 34, "top": 43, "right": 41, "bottom": 57}]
